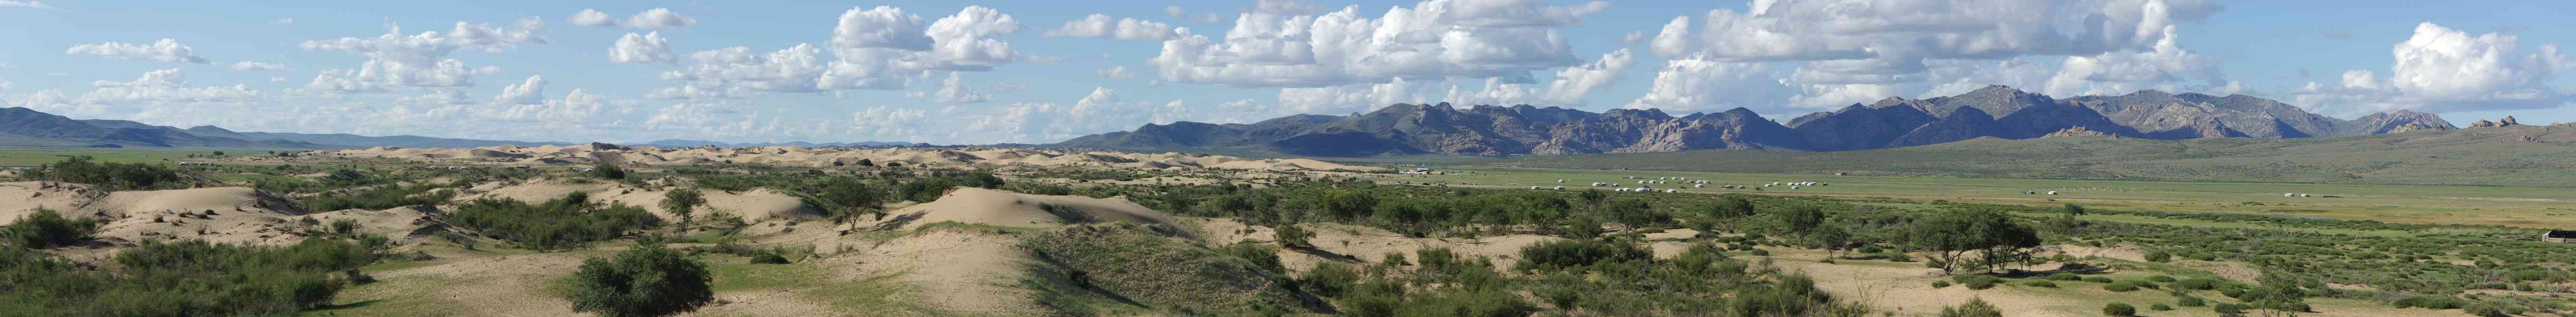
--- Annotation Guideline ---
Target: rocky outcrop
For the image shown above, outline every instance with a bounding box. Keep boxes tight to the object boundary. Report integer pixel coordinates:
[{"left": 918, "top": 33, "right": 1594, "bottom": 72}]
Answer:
[{"left": 2043, "top": 126, "right": 2115, "bottom": 138}]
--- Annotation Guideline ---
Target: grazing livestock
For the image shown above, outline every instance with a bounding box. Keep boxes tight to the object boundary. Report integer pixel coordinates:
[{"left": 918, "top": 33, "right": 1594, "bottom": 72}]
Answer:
[{"left": 2047, "top": 191, "right": 2060, "bottom": 195}]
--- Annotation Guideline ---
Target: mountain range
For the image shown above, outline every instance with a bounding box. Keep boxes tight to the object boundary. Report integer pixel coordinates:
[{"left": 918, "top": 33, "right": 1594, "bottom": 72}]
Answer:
[
  {"left": 1050, "top": 86, "right": 2459, "bottom": 157},
  {"left": 2, "top": 107, "right": 571, "bottom": 149}
]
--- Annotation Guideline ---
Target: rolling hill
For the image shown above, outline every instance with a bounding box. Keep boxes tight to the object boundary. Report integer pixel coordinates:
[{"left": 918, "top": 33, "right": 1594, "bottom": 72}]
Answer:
[
  {"left": 0, "top": 107, "right": 569, "bottom": 149},
  {"left": 1489, "top": 124, "right": 2576, "bottom": 187},
  {"left": 1051, "top": 86, "right": 2458, "bottom": 157}
]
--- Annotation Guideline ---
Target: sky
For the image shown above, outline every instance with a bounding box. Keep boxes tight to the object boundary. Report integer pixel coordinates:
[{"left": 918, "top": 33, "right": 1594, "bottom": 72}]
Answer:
[{"left": 3, "top": 0, "right": 2572, "bottom": 145}]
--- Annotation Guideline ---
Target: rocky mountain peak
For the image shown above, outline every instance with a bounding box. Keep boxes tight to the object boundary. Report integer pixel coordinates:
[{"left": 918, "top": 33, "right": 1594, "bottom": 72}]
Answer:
[{"left": 2042, "top": 126, "right": 2114, "bottom": 138}]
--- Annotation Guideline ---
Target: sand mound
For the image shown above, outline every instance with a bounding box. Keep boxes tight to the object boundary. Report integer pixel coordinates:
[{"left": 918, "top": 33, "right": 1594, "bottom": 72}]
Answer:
[
  {"left": 0, "top": 181, "right": 107, "bottom": 226},
  {"left": 839, "top": 228, "right": 1044, "bottom": 315},
  {"left": 326, "top": 144, "right": 1384, "bottom": 172},
  {"left": 78, "top": 187, "right": 317, "bottom": 246},
  {"left": 871, "top": 188, "right": 1167, "bottom": 230}
]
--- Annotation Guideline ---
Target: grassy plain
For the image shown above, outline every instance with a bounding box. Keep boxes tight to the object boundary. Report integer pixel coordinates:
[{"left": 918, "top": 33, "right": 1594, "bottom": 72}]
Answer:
[
  {"left": 1383, "top": 167, "right": 2576, "bottom": 229},
  {"left": 0, "top": 147, "right": 271, "bottom": 166}
]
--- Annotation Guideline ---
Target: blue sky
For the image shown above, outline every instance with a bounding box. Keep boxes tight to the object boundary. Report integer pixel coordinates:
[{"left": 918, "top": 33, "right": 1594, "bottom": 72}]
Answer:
[{"left": 4, "top": 0, "right": 2571, "bottom": 144}]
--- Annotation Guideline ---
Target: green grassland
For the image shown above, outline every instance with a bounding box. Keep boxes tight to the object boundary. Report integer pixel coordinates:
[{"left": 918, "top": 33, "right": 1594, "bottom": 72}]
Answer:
[
  {"left": 0, "top": 147, "right": 277, "bottom": 167},
  {"left": 1486, "top": 125, "right": 2576, "bottom": 188},
  {"left": 1386, "top": 167, "right": 2576, "bottom": 229}
]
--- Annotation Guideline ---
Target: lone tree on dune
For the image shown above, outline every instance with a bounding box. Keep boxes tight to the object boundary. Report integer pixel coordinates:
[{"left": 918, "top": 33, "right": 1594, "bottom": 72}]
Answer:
[
  {"left": 565, "top": 244, "right": 714, "bottom": 317},
  {"left": 661, "top": 188, "right": 706, "bottom": 224}
]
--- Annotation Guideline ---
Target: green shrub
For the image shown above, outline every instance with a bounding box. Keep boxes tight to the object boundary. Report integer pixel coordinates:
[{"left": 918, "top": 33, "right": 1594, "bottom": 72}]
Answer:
[
  {"left": 1273, "top": 225, "right": 1313, "bottom": 248},
  {"left": 2464, "top": 302, "right": 2507, "bottom": 317},
  {"left": 2213, "top": 303, "right": 2247, "bottom": 315},
  {"left": 1515, "top": 239, "right": 1649, "bottom": 272},
  {"left": 2103, "top": 281, "right": 2142, "bottom": 292},
  {"left": 2103, "top": 303, "right": 2135, "bottom": 316},
  {"left": 2022, "top": 280, "right": 2058, "bottom": 287},
  {"left": 591, "top": 164, "right": 627, "bottom": 180},
  {"left": 2393, "top": 296, "right": 2466, "bottom": 309},
  {"left": 1217, "top": 242, "right": 1284, "bottom": 274},
  {"left": 3, "top": 208, "right": 95, "bottom": 249},
  {"left": 1952, "top": 275, "right": 2001, "bottom": 290},
  {"left": 0, "top": 238, "right": 374, "bottom": 316},
  {"left": 2176, "top": 296, "right": 2206, "bottom": 307},
  {"left": 1932, "top": 280, "right": 1953, "bottom": 288},
  {"left": 2142, "top": 250, "right": 2171, "bottom": 262},
  {"left": 1748, "top": 249, "right": 1771, "bottom": 256},
  {"left": 2083, "top": 276, "right": 2115, "bottom": 283},
  {"left": 750, "top": 253, "right": 790, "bottom": 264},
  {"left": 1301, "top": 262, "right": 1359, "bottom": 297},
  {"left": 25, "top": 156, "right": 187, "bottom": 190},
  {"left": 565, "top": 244, "right": 714, "bottom": 317},
  {"left": 2048, "top": 273, "right": 2081, "bottom": 281},
  {"left": 448, "top": 193, "right": 661, "bottom": 251},
  {"left": 1940, "top": 297, "right": 2004, "bottom": 317},
  {"left": 301, "top": 184, "right": 454, "bottom": 211},
  {"left": 2173, "top": 278, "right": 2217, "bottom": 290},
  {"left": 2149, "top": 303, "right": 2171, "bottom": 311},
  {"left": 2146, "top": 275, "right": 2176, "bottom": 283}
]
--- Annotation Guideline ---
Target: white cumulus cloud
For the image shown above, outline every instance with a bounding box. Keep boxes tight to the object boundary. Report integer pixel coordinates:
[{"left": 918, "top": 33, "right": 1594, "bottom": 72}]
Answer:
[
  {"left": 2291, "top": 22, "right": 2574, "bottom": 115},
  {"left": 610, "top": 31, "right": 676, "bottom": 64},
  {"left": 1044, "top": 14, "right": 1179, "bottom": 41},
  {"left": 66, "top": 39, "right": 210, "bottom": 64}
]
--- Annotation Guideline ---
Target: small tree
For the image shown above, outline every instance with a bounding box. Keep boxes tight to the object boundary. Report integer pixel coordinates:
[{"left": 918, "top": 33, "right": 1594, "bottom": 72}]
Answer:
[
  {"left": 1809, "top": 224, "right": 1851, "bottom": 258},
  {"left": 1909, "top": 208, "right": 2042, "bottom": 275},
  {"left": 661, "top": 188, "right": 707, "bottom": 224},
  {"left": 1776, "top": 204, "right": 1826, "bottom": 237},
  {"left": 565, "top": 245, "right": 715, "bottom": 317},
  {"left": 1708, "top": 196, "right": 1756, "bottom": 233},
  {"left": 1273, "top": 224, "right": 1314, "bottom": 248},
  {"left": 819, "top": 177, "right": 883, "bottom": 221}
]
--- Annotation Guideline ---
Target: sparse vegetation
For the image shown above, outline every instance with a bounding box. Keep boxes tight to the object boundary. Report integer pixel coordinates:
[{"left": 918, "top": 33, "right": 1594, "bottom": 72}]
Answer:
[{"left": 448, "top": 193, "right": 661, "bottom": 251}]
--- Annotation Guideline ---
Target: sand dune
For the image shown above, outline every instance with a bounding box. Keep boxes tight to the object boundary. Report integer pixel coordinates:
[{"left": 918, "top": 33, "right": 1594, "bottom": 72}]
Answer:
[
  {"left": 871, "top": 187, "right": 1168, "bottom": 231},
  {"left": 74, "top": 187, "right": 317, "bottom": 246},
  {"left": 0, "top": 181, "right": 106, "bottom": 226},
  {"left": 325, "top": 144, "right": 1385, "bottom": 172}
]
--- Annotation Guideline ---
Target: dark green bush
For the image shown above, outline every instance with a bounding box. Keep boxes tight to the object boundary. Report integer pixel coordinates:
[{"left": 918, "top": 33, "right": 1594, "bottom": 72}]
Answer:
[
  {"left": 2083, "top": 276, "right": 2114, "bottom": 283},
  {"left": 2048, "top": 273, "right": 2081, "bottom": 281},
  {"left": 0, "top": 238, "right": 374, "bottom": 316},
  {"left": 2149, "top": 303, "right": 2171, "bottom": 311},
  {"left": 3, "top": 208, "right": 95, "bottom": 249},
  {"left": 2143, "top": 250, "right": 2171, "bottom": 262},
  {"left": 1951, "top": 275, "right": 2001, "bottom": 290},
  {"left": 565, "top": 244, "right": 714, "bottom": 317},
  {"left": 2102, "top": 303, "right": 2136, "bottom": 316},
  {"left": 1932, "top": 280, "right": 1953, "bottom": 288},
  {"left": 1940, "top": 297, "right": 2004, "bottom": 317},
  {"left": 448, "top": 193, "right": 661, "bottom": 251},
  {"left": 25, "top": 156, "right": 187, "bottom": 190},
  {"left": 1217, "top": 242, "right": 1284, "bottom": 274},
  {"left": 1301, "top": 262, "right": 1359, "bottom": 297},
  {"left": 2103, "top": 281, "right": 2142, "bottom": 292},
  {"left": 2176, "top": 296, "right": 2206, "bottom": 307},
  {"left": 2173, "top": 278, "right": 2217, "bottom": 290},
  {"left": 2146, "top": 275, "right": 2176, "bottom": 283},
  {"left": 300, "top": 184, "right": 453, "bottom": 211},
  {"left": 1515, "top": 239, "right": 1650, "bottom": 272},
  {"left": 2022, "top": 280, "right": 2058, "bottom": 287}
]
